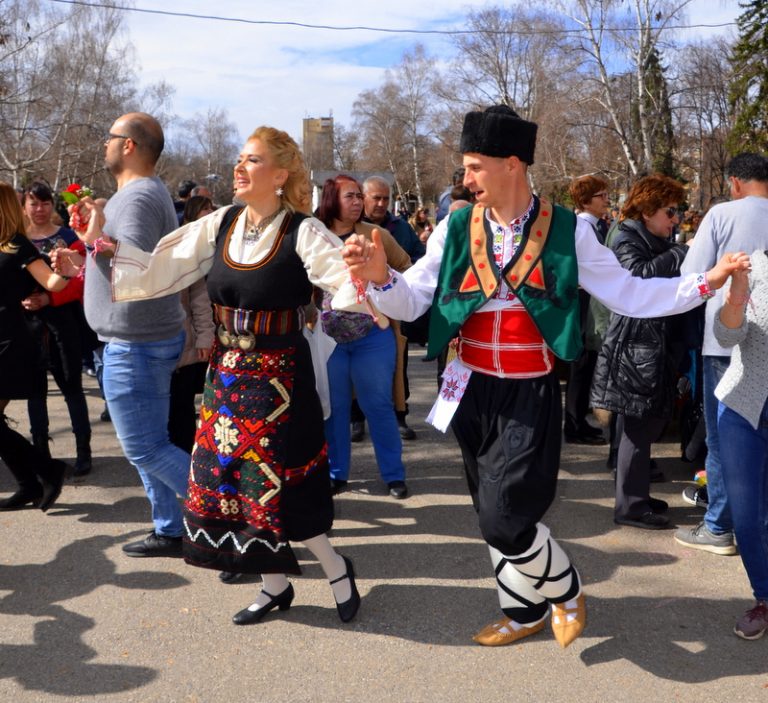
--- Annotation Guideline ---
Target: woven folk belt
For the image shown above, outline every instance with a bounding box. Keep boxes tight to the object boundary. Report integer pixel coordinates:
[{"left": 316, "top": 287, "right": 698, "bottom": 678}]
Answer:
[{"left": 214, "top": 304, "right": 304, "bottom": 351}]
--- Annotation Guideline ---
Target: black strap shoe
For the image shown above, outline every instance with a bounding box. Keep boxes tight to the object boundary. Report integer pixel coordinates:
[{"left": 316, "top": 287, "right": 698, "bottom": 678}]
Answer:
[
  {"left": 232, "top": 584, "right": 294, "bottom": 625},
  {"left": 331, "top": 556, "right": 360, "bottom": 623}
]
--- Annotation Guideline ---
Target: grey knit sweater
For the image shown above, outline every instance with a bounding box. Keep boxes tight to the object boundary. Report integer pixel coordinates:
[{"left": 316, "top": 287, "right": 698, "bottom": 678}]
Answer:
[{"left": 714, "top": 250, "right": 768, "bottom": 429}]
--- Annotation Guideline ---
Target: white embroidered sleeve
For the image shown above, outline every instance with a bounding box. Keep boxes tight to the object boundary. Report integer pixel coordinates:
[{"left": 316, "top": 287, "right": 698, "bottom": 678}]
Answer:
[{"left": 111, "top": 206, "right": 226, "bottom": 302}]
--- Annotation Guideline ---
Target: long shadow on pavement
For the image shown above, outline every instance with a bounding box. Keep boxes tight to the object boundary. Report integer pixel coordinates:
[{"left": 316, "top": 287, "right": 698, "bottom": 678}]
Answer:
[{"left": 0, "top": 534, "right": 189, "bottom": 697}]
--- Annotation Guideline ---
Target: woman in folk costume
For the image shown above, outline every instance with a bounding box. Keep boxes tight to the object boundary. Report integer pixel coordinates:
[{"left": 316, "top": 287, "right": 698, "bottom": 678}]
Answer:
[
  {"left": 341, "top": 105, "right": 748, "bottom": 648},
  {"left": 65, "top": 127, "right": 362, "bottom": 626}
]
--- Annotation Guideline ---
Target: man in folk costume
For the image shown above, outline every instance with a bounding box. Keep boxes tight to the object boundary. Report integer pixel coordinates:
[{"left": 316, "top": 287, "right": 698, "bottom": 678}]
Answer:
[{"left": 339, "top": 105, "right": 747, "bottom": 647}]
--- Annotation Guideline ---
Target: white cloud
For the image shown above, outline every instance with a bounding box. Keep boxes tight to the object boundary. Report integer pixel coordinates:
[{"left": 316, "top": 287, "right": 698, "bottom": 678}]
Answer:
[{"left": 124, "top": 0, "right": 739, "bottom": 146}]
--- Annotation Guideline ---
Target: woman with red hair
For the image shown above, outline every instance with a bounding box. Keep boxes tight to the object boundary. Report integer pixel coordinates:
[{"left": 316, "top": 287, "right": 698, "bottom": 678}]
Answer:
[
  {"left": 591, "top": 174, "right": 693, "bottom": 529},
  {"left": 317, "top": 175, "right": 412, "bottom": 498}
]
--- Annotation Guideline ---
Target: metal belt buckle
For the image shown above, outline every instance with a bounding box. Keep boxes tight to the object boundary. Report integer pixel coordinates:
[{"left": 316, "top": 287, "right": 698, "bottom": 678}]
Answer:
[
  {"left": 236, "top": 330, "right": 256, "bottom": 352},
  {"left": 217, "top": 325, "right": 233, "bottom": 347}
]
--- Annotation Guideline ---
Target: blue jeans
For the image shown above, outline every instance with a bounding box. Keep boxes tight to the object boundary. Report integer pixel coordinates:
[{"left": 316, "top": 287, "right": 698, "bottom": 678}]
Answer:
[
  {"left": 325, "top": 326, "right": 405, "bottom": 484},
  {"left": 718, "top": 402, "right": 768, "bottom": 600},
  {"left": 103, "top": 332, "right": 190, "bottom": 537},
  {"left": 702, "top": 356, "right": 733, "bottom": 535}
]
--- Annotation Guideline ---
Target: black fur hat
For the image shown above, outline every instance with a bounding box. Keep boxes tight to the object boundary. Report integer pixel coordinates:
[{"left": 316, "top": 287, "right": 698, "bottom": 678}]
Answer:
[{"left": 459, "top": 105, "right": 537, "bottom": 164}]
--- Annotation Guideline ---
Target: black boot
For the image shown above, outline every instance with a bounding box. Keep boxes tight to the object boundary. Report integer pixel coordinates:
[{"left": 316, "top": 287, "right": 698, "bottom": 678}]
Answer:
[
  {"left": 0, "top": 418, "right": 64, "bottom": 513},
  {"left": 32, "top": 433, "right": 52, "bottom": 460},
  {"left": 37, "top": 459, "right": 67, "bottom": 512},
  {"left": 73, "top": 432, "right": 92, "bottom": 477},
  {"left": 0, "top": 485, "right": 43, "bottom": 510}
]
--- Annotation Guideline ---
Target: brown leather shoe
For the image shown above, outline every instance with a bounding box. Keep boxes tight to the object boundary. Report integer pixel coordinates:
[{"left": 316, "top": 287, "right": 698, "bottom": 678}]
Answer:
[
  {"left": 551, "top": 593, "right": 586, "bottom": 648},
  {"left": 472, "top": 617, "right": 546, "bottom": 646}
]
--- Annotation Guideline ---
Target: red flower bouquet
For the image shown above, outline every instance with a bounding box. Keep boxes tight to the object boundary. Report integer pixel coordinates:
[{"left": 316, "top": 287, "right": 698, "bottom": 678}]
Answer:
[{"left": 60, "top": 183, "right": 93, "bottom": 233}]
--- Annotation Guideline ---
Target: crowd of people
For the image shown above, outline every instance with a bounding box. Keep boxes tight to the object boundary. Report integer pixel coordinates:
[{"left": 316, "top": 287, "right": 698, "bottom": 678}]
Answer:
[{"left": 1, "top": 104, "right": 766, "bottom": 646}]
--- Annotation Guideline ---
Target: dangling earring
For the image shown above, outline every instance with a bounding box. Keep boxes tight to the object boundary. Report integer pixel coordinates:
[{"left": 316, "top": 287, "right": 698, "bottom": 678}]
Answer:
[{"left": 276, "top": 186, "right": 284, "bottom": 197}]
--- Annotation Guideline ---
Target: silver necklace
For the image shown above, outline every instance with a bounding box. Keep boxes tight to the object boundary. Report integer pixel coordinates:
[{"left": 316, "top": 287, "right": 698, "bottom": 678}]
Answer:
[{"left": 243, "top": 208, "right": 283, "bottom": 244}]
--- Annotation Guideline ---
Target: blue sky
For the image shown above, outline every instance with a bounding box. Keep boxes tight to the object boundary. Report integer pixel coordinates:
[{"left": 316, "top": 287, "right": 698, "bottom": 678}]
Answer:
[{"left": 122, "top": 0, "right": 739, "bottom": 145}]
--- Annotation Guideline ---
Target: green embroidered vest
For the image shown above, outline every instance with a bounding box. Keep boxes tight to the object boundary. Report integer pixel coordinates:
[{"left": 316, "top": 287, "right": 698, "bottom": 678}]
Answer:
[{"left": 426, "top": 198, "right": 583, "bottom": 362}]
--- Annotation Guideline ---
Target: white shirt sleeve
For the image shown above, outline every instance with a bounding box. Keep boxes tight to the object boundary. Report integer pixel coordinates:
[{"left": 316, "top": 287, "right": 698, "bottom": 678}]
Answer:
[
  {"left": 111, "top": 206, "right": 227, "bottom": 301},
  {"left": 295, "top": 217, "right": 351, "bottom": 293},
  {"left": 360, "top": 216, "right": 447, "bottom": 322},
  {"left": 574, "top": 218, "right": 707, "bottom": 317}
]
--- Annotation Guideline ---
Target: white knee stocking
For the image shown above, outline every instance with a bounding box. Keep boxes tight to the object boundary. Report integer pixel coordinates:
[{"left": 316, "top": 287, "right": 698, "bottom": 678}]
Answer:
[
  {"left": 302, "top": 534, "right": 350, "bottom": 603},
  {"left": 245, "top": 573, "right": 290, "bottom": 612}
]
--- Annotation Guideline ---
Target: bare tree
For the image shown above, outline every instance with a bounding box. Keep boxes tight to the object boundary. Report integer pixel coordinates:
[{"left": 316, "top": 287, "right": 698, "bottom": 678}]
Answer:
[
  {"left": 673, "top": 37, "right": 734, "bottom": 206},
  {"left": 0, "top": 0, "right": 138, "bottom": 192},
  {"left": 332, "top": 124, "right": 362, "bottom": 172},
  {"left": 163, "top": 108, "right": 240, "bottom": 204},
  {"left": 352, "top": 84, "right": 410, "bottom": 200},
  {"left": 555, "top": 0, "right": 695, "bottom": 176}
]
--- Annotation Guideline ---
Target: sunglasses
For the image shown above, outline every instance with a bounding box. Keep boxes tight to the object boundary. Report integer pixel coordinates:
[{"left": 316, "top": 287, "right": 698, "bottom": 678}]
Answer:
[{"left": 664, "top": 207, "right": 678, "bottom": 219}]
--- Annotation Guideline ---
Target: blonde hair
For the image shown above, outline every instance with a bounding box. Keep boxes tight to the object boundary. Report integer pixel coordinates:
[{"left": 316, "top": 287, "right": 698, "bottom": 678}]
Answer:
[
  {"left": 248, "top": 126, "right": 311, "bottom": 214},
  {"left": 0, "top": 182, "right": 26, "bottom": 252}
]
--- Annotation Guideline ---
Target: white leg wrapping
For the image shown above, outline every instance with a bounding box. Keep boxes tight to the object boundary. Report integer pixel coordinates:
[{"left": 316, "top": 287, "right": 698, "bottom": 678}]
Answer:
[
  {"left": 503, "top": 523, "right": 581, "bottom": 603},
  {"left": 488, "top": 545, "right": 548, "bottom": 623}
]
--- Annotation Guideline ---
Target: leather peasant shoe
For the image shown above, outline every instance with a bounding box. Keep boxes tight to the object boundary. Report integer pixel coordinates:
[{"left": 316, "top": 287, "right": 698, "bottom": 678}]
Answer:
[
  {"left": 0, "top": 486, "right": 43, "bottom": 511},
  {"left": 551, "top": 593, "right": 586, "bottom": 648},
  {"left": 472, "top": 617, "right": 546, "bottom": 646},
  {"left": 614, "top": 511, "right": 670, "bottom": 530},
  {"left": 122, "top": 531, "right": 183, "bottom": 557},
  {"left": 331, "top": 555, "right": 361, "bottom": 623},
  {"left": 232, "top": 584, "right": 295, "bottom": 625}
]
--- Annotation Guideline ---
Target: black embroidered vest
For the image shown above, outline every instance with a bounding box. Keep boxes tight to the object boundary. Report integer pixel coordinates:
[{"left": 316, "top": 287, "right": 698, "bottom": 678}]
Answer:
[{"left": 207, "top": 206, "right": 311, "bottom": 311}]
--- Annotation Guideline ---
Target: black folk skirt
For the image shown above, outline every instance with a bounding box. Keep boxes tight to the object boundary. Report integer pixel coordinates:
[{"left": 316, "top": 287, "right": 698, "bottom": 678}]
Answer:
[{"left": 183, "top": 332, "right": 333, "bottom": 575}]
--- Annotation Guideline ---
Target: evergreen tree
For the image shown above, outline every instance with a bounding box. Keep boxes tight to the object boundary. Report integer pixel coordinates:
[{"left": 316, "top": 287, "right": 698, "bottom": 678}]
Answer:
[
  {"left": 645, "top": 48, "right": 677, "bottom": 177},
  {"left": 728, "top": 0, "right": 768, "bottom": 154}
]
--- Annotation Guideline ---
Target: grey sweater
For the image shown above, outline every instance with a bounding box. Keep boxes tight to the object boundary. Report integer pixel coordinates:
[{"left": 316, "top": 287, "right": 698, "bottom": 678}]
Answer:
[
  {"left": 680, "top": 195, "right": 768, "bottom": 356},
  {"left": 84, "top": 176, "right": 184, "bottom": 343},
  {"left": 714, "top": 250, "right": 768, "bottom": 429}
]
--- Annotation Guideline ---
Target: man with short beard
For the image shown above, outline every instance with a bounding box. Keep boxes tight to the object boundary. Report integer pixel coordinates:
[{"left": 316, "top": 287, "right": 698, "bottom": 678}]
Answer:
[{"left": 85, "top": 112, "right": 190, "bottom": 557}]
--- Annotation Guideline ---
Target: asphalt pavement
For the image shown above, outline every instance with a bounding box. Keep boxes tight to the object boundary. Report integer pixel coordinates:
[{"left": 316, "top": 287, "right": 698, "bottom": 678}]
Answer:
[{"left": 1, "top": 349, "right": 766, "bottom": 703}]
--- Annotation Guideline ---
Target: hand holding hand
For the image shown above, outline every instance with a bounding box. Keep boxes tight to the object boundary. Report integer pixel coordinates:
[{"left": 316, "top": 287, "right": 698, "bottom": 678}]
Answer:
[
  {"left": 21, "top": 291, "right": 50, "bottom": 311},
  {"left": 342, "top": 228, "right": 388, "bottom": 285},
  {"left": 706, "top": 252, "right": 751, "bottom": 291},
  {"left": 51, "top": 247, "right": 85, "bottom": 278}
]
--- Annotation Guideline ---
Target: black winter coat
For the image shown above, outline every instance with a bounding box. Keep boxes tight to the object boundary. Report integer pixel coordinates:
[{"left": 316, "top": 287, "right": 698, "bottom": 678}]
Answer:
[{"left": 590, "top": 219, "right": 691, "bottom": 419}]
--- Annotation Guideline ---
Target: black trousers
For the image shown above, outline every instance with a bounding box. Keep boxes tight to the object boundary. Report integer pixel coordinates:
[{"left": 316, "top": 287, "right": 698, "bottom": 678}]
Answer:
[
  {"left": 615, "top": 414, "right": 666, "bottom": 519},
  {"left": 564, "top": 349, "right": 598, "bottom": 437},
  {"left": 451, "top": 371, "right": 562, "bottom": 555}
]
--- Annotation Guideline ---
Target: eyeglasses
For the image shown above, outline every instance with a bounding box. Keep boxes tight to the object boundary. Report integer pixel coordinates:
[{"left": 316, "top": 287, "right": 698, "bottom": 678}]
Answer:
[
  {"left": 104, "top": 133, "right": 137, "bottom": 146},
  {"left": 664, "top": 207, "right": 678, "bottom": 219},
  {"left": 593, "top": 191, "right": 609, "bottom": 199}
]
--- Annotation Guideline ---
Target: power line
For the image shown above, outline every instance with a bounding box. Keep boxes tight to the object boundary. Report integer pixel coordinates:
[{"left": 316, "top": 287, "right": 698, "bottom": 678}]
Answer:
[{"left": 48, "top": 0, "right": 737, "bottom": 36}]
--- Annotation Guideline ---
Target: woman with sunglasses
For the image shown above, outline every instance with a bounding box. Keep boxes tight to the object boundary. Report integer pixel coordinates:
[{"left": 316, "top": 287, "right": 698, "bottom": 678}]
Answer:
[{"left": 591, "top": 174, "right": 693, "bottom": 529}]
